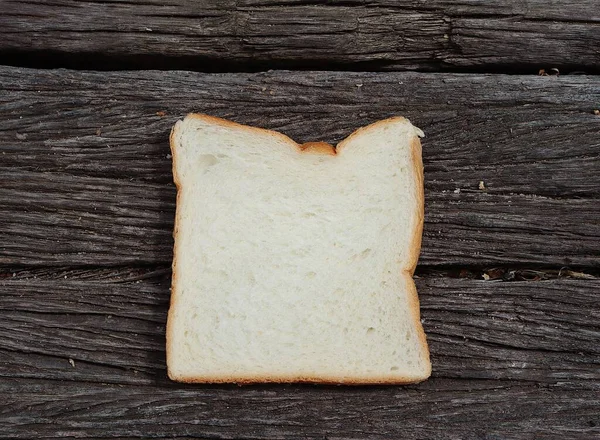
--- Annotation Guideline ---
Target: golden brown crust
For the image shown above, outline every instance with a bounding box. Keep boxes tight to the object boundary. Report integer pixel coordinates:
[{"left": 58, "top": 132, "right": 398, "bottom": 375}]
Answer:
[
  {"left": 406, "top": 137, "right": 425, "bottom": 275},
  {"left": 300, "top": 141, "right": 336, "bottom": 155},
  {"left": 170, "top": 373, "right": 429, "bottom": 385},
  {"left": 187, "top": 113, "right": 336, "bottom": 156},
  {"left": 166, "top": 113, "right": 431, "bottom": 384},
  {"left": 165, "top": 121, "right": 182, "bottom": 380},
  {"left": 405, "top": 136, "right": 432, "bottom": 377}
]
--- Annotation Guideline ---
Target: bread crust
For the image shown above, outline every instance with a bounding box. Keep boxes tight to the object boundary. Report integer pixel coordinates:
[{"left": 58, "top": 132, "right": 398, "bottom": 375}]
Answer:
[
  {"left": 300, "top": 141, "right": 336, "bottom": 155},
  {"left": 167, "top": 113, "right": 430, "bottom": 384},
  {"left": 169, "top": 373, "right": 428, "bottom": 385},
  {"left": 406, "top": 136, "right": 432, "bottom": 378},
  {"left": 165, "top": 121, "right": 182, "bottom": 381}
]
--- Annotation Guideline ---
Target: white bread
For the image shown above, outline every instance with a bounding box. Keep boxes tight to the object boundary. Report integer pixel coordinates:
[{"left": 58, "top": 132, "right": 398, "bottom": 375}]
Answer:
[{"left": 167, "top": 114, "right": 431, "bottom": 384}]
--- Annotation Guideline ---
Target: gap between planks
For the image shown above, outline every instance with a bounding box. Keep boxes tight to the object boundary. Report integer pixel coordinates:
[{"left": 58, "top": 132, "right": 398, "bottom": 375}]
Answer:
[{"left": 1, "top": 265, "right": 599, "bottom": 284}]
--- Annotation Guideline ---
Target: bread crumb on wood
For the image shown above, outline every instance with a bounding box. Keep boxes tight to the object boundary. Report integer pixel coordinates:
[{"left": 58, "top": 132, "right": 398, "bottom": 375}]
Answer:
[
  {"left": 559, "top": 269, "right": 596, "bottom": 279},
  {"left": 594, "top": 109, "right": 600, "bottom": 116},
  {"left": 156, "top": 111, "right": 167, "bottom": 117},
  {"left": 478, "top": 181, "right": 486, "bottom": 190},
  {"left": 68, "top": 358, "right": 75, "bottom": 367},
  {"left": 96, "top": 128, "right": 102, "bottom": 136}
]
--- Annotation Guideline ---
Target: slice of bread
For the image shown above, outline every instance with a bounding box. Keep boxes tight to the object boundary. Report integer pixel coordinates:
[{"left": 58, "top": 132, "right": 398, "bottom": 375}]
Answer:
[{"left": 167, "top": 114, "right": 431, "bottom": 384}]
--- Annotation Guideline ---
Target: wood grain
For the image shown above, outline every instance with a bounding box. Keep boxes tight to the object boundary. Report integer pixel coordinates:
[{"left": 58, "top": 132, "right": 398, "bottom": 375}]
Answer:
[
  {"left": 1, "top": 277, "right": 598, "bottom": 385},
  {"left": 1, "top": 0, "right": 599, "bottom": 72},
  {"left": 1, "top": 276, "right": 598, "bottom": 438},
  {"left": 1, "top": 67, "right": 599, "bottom": 267},
  {"left": 2, "top": 378, "right": 599, "bottom": 439},
  {"left": 2, "top": 2, "right": 599, "bottom": 438}
]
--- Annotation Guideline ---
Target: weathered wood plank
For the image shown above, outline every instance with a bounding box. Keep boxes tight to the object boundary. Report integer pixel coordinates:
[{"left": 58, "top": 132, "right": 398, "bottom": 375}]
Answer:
[
  {"left": 2, "top": 377, "right": 599, "bottom": 439},
  {"left": 1, "top": 274, "right": 598, "bottom": 438},
  {"left": 1, "top": 277, "right": 598, "bottom": 386},
  {"left": 2, "top": 171, "right": 599, "bottom": 267},
  {"left": 1, "top": 67, "right": 599, "bottom": 267},
  {"left": 1, "top": 0, "right": 599, "bottom": 71}
]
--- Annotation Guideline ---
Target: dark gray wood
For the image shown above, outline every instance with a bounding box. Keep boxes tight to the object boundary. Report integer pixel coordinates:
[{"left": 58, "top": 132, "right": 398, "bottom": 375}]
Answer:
[
  {"left": 1, "top": 276, "right": 599, "bottom": 438},
  {"left": 1, "top": 0, "right": 599, "bottom": 72},
  {"left": 1, "top": 3, "right": 598, "bottom": 438},
  {"left": 1, "top": 276, "right": 598, "bottom": 385},
  {"left": 1, "top": 67, "right": 599, "bottom": 267},
  {"left": 2, "top": 378, "right": 599, "bottom": 439}
]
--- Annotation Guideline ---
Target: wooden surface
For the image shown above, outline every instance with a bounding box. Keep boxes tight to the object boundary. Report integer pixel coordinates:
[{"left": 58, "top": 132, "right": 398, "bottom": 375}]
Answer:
[
  {"left": 2, "top": 274, "right": 599, "bottom": 438},
  {"left": 2, "top": 275, "right": 599, "bottom": 384},
  {"left": 1, "top": 0, "right": 599, "bottom": 72},
  {"left": 1, "top": 1, "right": 600, "bottom": 438},
  {"left": 2, "top": 68, "right": 599, "bottom": 268}
]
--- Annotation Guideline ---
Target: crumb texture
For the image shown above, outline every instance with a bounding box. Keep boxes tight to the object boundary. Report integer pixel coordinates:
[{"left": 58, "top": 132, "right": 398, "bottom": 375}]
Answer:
[{"left": 168, "top": 115, "right": 430, "bottom": 383}]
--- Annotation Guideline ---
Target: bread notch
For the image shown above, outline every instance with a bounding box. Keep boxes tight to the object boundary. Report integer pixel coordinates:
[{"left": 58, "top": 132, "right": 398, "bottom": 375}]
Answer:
[{"left": 167, "top": 114, "right": 431, "bottom": 384}]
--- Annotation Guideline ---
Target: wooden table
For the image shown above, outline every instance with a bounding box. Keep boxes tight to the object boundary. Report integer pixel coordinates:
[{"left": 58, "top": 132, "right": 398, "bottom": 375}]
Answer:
[{"left": 1, "top": 1, "right": 599, "bottom": 438}]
